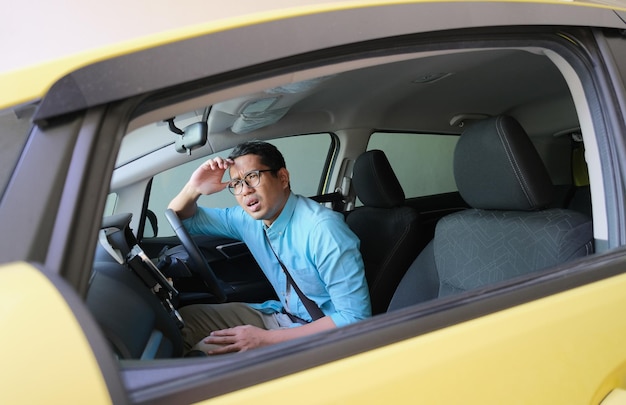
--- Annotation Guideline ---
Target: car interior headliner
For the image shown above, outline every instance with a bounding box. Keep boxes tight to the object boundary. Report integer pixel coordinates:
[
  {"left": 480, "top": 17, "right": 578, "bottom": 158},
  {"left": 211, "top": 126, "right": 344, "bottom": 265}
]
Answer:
[{"left": 114, "top": 45, "right": 576, "bottom": 189}]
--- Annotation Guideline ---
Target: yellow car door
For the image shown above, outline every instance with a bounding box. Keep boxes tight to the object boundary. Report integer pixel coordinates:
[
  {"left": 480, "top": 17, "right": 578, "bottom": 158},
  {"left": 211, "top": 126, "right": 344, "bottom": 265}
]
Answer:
[
  {"left": 4, "top": 2, "right": 626, "bottom": 404},
  {"left": 0, "top": 262, "right": 125, "bottom": 404}
]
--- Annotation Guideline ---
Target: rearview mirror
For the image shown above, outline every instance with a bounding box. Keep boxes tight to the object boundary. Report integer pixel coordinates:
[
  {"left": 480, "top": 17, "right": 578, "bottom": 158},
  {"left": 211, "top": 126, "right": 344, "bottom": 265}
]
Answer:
[{"left": 175, "top": 122, "right": 208, "bottom": 155}]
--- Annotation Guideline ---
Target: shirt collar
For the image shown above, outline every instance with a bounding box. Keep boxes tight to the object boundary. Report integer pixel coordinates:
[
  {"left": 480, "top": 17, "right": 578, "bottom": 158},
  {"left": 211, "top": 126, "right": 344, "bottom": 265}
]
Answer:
[{"left": 264, "top": 192, "right": 296, "bottom": 236}]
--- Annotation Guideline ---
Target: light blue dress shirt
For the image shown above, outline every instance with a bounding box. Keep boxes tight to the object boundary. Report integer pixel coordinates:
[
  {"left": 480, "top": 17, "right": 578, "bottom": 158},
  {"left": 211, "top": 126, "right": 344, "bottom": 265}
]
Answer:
[{"left": 183, "top": 192, "right": 371, "bottom": 327}]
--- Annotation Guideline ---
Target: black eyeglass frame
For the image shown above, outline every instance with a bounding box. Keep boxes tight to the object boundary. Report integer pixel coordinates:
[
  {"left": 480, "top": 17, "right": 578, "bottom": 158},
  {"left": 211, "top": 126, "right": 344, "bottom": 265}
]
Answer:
[{"left": 227, "top": 169, "right": 276, "bottom": 195}]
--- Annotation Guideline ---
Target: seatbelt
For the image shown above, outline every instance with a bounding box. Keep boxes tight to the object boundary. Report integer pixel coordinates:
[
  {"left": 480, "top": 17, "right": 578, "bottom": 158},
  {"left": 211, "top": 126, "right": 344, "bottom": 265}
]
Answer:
[
  {"left": 309, "top": 191, "right": 345, "bottom": 212},
  {"left": 263, "top": 231, "right": 324, "bottom": 321},
  {"left": 571, "top": 139, "right": 589, "bottom": 187},
  {"left": 563, "top": 134, "right": 590, "bottom": 210}
]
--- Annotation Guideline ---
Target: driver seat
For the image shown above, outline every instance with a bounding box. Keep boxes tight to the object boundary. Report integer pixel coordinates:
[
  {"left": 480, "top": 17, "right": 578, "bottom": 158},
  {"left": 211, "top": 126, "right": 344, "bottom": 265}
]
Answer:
[
  {"left": 88, "top": 262, "right": 184, "bottom": 359},
  {"left": 346, "top": 150, "right": 422, "bottom": 314},
  {"left": 87, "top": 213, "right": 184, "bottom": 359}
]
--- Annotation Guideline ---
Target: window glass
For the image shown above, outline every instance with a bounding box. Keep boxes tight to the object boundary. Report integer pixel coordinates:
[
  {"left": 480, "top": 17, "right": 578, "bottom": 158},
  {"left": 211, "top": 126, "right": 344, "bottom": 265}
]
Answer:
[
  {"left": 0, "top": 104, "right": 36, "bottom": 197},
  {"left": 148, "top": 133, "right": 334, "bottom": 236},
  {"left": 367, "top": 132, "right": 459, "bottom": 199},
  {"left": 103, "top": 193, "right": 118, "bottom": 216}
]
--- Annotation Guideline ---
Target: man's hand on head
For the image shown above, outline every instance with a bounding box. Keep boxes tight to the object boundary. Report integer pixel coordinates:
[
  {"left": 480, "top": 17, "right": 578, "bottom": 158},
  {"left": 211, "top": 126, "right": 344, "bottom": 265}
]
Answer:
[
  {"left": 188, "top": 157, "right": 235, "bottom": 196},
  {"left": 168, "top": 156, "right": 235, "bottom": 218}
]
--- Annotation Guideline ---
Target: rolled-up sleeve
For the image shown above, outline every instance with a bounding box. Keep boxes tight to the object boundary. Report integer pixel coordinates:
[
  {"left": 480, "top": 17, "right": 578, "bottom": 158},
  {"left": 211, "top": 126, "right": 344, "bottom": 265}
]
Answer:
[{"left": 183, "top": 206, "right": 243, "bottom": 239}]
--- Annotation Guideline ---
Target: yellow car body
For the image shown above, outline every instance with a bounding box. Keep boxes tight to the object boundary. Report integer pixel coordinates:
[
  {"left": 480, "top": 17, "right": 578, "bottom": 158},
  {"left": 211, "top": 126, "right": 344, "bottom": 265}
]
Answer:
[
  {"left": 0, "top": 263, "right": 114, "bottom": 404},
  {"left": 3, "top": 1, "right": 626, "bottom": 404},
  {"left": 5, "top": 260, "right": 626, "bottom": 402}
]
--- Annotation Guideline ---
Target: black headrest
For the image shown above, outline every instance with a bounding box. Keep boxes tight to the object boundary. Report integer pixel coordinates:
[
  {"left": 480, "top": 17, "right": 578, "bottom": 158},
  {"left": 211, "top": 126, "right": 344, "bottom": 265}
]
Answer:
[
  {"left": 454, "top": 115, "right": 554, "bottom": 211},
  {"left": 352, "top": 149, "right": 405, "bottom": 208}
]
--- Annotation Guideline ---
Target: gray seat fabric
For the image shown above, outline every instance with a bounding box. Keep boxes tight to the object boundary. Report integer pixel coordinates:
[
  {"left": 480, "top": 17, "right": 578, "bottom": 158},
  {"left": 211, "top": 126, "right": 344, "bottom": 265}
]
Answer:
[
  {"left": 346, "top": 149, "right": 422, "bottom": 314},
  {"left": 388, "top": 116, "right": 593, "bottom": 310}
]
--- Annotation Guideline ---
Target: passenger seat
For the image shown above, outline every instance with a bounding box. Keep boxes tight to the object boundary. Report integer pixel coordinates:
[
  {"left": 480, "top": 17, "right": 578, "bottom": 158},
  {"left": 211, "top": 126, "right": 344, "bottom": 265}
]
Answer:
[{"left": 389, "top": 116, "right": 594, "bottom": 310}]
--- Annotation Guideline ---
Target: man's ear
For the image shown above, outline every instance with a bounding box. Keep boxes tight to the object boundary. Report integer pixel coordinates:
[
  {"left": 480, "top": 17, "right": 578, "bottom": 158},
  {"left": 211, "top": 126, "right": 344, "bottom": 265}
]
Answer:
[{"left": 278, "top": 167, "right": 290, "bottom": 189}]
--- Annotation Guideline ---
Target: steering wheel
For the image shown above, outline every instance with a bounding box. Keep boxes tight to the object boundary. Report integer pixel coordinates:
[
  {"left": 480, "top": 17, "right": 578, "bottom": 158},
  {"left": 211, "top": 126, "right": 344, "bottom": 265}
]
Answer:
[{"left": 165, "top": 209, "right": 226, "bottom": 302}]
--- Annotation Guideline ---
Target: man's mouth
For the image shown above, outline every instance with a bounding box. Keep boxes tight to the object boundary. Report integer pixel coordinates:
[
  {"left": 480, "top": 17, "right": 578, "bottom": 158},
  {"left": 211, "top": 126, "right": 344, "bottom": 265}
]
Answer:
[{"left": 246, "top": 197, "right": 260, "bottom": 212}]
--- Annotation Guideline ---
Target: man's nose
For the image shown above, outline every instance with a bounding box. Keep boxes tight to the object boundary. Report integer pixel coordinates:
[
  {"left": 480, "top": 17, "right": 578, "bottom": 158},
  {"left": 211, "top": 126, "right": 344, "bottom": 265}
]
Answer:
[{"left": 241, "top": 181, "right": 255, "bottom": 194}]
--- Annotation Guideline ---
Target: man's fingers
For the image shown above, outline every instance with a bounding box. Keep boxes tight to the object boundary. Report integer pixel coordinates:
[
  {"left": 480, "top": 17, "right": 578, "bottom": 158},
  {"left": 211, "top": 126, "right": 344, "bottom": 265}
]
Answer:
[
  {"left": 220, "top": 158, "right": 234, "bottom": 168},
  {"left": 207, "top": 334, "right": 221, "bottom": 341},
  {"left": 203, "top": 157, "right": 233, "bottom": 170},
  {"left": 208, "top": 345, "right": 239, "bottom": 355},
  {"left": 209, "top": 328, "right": 234, "bottom": 337},
  {"left": 204, "top": 330, "right": 237, "bottom": 344}
]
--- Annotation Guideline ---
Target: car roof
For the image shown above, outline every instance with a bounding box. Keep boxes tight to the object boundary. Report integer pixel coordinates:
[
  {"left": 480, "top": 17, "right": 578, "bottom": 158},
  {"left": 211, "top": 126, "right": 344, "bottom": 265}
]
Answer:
[{"left": 2, "top": 0, "right": 626, "bottom": 113}]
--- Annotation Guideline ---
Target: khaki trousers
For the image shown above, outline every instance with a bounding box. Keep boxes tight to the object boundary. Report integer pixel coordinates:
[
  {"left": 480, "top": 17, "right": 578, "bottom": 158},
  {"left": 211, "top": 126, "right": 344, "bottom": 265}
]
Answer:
[{"left": 178, "top": 302, "right": 279, "bottom": 354}]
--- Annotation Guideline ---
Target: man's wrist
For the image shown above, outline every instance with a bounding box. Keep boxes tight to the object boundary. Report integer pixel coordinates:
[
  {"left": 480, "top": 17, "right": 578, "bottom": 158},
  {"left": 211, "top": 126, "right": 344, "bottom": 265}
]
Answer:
[{"left": 183, "top": 183, "right": 203, "bottom": 200}]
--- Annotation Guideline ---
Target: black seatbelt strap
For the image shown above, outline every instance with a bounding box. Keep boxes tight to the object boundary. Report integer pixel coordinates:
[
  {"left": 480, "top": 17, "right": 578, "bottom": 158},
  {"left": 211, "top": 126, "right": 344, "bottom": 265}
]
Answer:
[
  {"left": 264, "top": 231, "right": 324, "bottom": 321},
  {"left": 309, "top": 191, "right": 345, "bottom": 212}
]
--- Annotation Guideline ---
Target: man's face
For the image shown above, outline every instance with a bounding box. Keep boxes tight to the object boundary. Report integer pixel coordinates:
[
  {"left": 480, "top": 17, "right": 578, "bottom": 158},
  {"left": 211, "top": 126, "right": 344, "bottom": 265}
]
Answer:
[{"left": 229, "top": 154, "right": 290, "bottom": 226}]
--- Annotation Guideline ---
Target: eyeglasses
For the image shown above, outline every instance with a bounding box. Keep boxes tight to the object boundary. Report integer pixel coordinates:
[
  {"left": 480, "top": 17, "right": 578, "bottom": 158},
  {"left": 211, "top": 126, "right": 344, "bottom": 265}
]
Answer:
[{"left": 227, "top": 169, "right": 275, "bottom": 195}]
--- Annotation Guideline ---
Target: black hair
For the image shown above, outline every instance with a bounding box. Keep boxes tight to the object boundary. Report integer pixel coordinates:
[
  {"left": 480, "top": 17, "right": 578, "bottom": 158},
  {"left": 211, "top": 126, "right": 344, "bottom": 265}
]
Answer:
[{"left": 228, "top": 140, "right": 286, "bottom": 171}]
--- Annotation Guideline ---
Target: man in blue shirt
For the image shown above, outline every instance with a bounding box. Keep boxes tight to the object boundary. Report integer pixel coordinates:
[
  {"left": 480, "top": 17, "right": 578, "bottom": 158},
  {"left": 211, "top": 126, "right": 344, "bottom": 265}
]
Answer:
[{"left": 169, "top": 141, "right": 371, "bottom": 355}]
